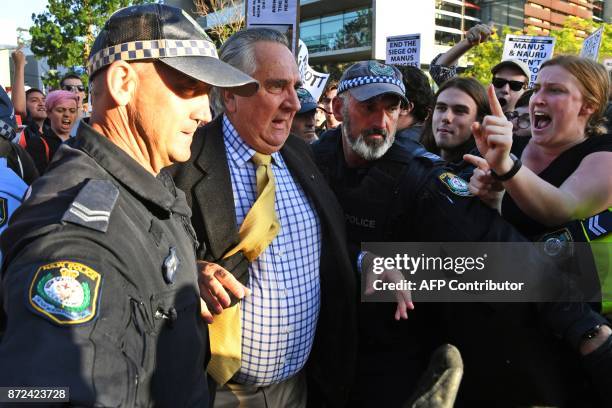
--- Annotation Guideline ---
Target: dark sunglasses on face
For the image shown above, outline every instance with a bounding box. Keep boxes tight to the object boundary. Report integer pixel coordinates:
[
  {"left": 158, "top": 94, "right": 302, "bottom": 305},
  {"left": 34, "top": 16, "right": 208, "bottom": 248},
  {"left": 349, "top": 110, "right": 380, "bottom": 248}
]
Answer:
[
  {"left": 492, "top": 77, "right": 526, "bottom": 92},
  {"left": 62, "top": 85, "right": 85, "bottom": 92}
]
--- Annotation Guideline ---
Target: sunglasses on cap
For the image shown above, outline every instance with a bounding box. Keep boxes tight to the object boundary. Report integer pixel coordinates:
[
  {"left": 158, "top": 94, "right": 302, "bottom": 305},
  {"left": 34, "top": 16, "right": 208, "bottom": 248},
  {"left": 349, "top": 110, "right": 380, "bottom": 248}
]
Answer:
[
  {"left": 62, "top": 85, "right": 85, "bottom": 92},
  {"left": 492, "top": 78, "right": 526, "bottom": 92}
]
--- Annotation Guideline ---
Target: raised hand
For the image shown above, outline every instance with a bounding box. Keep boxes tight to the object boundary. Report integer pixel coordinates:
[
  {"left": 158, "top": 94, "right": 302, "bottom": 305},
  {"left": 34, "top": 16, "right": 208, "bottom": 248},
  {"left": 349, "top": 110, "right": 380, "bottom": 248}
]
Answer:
[
  {"left": 466, "top": 24, "right": 493, "bottom": 46},
  {"left": 471, "top": 84, "right": 514, "bottom": 176}
]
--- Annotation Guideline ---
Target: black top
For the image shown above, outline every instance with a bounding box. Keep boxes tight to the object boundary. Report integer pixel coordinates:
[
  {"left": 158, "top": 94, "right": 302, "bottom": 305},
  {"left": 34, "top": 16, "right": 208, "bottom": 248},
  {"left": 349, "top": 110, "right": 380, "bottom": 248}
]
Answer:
[
  {"left": 502, "top": 134, "right": 612, "bottom": 238},
  {"left": 20, "top": 119, "right": 59, "bottom": 175},
  {"left": 0, "top": 120, "right": 209, "bottom": 407}
]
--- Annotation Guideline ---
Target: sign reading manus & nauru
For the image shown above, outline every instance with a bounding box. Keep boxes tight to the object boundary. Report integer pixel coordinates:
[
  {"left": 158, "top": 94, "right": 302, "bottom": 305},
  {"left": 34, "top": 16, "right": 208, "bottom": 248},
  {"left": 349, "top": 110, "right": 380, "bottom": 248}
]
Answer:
[
  {"left": 386, "top": 34, "right": 420, "bottom": 67},
  {"left": 502, "top": 35, "right": 555, "bottom": 87}
]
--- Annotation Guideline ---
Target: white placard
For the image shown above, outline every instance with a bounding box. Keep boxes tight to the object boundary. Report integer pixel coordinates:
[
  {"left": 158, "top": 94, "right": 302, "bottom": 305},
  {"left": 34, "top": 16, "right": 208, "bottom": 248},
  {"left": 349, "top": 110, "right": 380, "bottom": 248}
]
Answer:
[
  {"left": 297, "top": 39, "right": 329, "bottom": 101},
  {"left": 246, "top": 0, "right": 299, "bottom": 53},
  {"left": 502, "top": 35, "right": 556, "bottom": 87},
  {"left": 580, "top": 27, "right": 604, "bottom": 61},
  {"left": 385, "top": 34, "right": 421, "bottom": 67}
]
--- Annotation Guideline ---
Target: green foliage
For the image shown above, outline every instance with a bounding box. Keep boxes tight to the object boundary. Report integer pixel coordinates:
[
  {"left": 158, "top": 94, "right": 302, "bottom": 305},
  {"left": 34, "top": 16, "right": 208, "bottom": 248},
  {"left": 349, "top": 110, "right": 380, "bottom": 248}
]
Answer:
[
  {"left": 29, "top": 0, "right": 152, "bottom": 87},
  {"left": 463, "top": 18, "right": 612, "bottom": 86}
]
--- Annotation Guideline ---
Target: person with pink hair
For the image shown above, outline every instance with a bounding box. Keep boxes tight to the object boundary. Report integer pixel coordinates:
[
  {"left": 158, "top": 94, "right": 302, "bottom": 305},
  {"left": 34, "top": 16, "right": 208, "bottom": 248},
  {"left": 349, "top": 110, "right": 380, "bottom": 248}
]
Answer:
[{"left": 42, "top": 90, "right": 79, "bottom": 162}]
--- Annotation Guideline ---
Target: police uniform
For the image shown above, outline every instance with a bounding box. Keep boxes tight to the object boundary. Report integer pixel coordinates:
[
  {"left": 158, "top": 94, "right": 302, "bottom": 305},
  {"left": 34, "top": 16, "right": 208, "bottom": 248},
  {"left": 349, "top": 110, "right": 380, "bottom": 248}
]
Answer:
[
  {"left": 313, "top": 127, "right": 609, "bottom": 407},
  {"left": 0, "top": 157, "right": 27, "bottom": 236},
  {"left": 0, "top": 121, "right": 209, "bottom": 407}
]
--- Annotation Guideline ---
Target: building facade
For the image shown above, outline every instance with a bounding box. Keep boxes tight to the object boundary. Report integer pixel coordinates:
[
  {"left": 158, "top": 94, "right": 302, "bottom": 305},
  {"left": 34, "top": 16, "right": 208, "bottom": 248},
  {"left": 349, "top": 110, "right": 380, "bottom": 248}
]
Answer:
[
  {"left": 186, "top": 0, "right": 483, "bottom": 68},
  {"left": 479, "top": 0, "right": 601, "bottom": 35}
]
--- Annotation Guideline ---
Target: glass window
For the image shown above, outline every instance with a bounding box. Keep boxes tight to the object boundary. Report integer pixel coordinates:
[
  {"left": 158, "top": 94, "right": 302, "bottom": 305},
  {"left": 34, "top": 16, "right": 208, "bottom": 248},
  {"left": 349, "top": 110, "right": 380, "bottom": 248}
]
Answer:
[
  {"left": 435, "top": 13, "right": 463, "bottom": 30},
  {"left": 300, "top": 7, "right": 372, "bottom": 54},
  {"left": 435, "top": 30, "right": 461, "bottom": 45}
]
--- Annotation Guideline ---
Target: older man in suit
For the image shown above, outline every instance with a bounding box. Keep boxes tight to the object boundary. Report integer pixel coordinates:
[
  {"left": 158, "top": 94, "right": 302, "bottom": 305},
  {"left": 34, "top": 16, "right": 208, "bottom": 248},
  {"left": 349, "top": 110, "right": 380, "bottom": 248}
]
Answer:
[{"left": 170, "top": 28, "right": 357, "bottom": 408}]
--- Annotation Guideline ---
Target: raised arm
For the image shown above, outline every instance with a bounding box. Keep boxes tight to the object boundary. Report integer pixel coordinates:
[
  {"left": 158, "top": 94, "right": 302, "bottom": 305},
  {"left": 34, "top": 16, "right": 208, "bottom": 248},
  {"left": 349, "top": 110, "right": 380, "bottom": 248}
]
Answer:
[
  {"left": 10, "top": 47, "right": 27, "bottom": 117},
  {"left": 470, "top": 85, "right": 612, "bottom": 225},
  {"left": 499, "top": 152, "right": 612, "bottom": 225},
  {"left": 430, "top": 24, "right": 492, "bottom": 86}
]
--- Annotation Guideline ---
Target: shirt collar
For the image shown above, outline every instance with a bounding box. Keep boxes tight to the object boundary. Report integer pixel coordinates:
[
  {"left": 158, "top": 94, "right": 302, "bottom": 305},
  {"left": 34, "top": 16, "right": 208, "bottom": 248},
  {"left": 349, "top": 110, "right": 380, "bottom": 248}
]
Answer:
[
  {"left": 222, "top": 114, "right": 284, "bottom": 169},
  {"left": 70, "top": 119, "right": 190, "bottom": 216}
]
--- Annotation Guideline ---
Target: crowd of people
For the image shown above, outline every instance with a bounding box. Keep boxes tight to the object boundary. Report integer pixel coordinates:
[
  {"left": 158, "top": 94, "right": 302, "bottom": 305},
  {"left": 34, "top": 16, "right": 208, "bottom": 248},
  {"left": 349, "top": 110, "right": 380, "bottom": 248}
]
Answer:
[{"left": 0, "top": 5, "right": 611, "bottom": 407}]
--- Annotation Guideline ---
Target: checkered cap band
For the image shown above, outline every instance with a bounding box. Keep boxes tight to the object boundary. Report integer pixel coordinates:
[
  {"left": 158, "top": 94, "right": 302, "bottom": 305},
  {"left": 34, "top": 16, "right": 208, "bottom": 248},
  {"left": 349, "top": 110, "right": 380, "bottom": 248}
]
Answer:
[
  {"left": 0, "top": 119, "right": 14, "bottom": 140},
  {"left": 87, "top": 39, "right": 219, "bottom": 75},
  {"left": 338, "top": 75, "right": 406, "bottom": 95}
]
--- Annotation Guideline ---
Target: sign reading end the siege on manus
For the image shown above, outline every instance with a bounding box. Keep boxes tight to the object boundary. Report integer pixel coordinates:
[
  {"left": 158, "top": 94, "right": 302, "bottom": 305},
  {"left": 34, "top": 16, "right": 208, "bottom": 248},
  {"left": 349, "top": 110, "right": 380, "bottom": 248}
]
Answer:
[
  {"left": 580, "top": 27, "right": 604, "bottom": 61},
  {"left": 245, "top": 0, "right": 300, "bottom": 53},
  {"left": 386, "top": 34, "right": 421, "bottom": 67},
  {"left": 502, "top": 35, "right": 555, "bottom": 87}
]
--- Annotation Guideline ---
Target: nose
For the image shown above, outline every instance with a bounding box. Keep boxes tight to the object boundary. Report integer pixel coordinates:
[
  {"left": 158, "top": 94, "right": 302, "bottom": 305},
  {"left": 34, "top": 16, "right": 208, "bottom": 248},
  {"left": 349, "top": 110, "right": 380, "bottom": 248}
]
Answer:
[
  {"left": 193, "top": 94, "right": 213, "bottom": 126},
  {"left": 283, "top": 87, "right": 301, "bottom": 113},
  {"left": 369, "top": 108, "right": 387, "bottom": 129}
]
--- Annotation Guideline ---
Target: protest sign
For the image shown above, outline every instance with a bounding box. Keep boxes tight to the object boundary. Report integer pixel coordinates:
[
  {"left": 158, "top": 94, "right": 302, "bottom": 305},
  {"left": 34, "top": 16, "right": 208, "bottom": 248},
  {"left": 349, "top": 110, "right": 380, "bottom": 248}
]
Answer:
[
  {"left": 297, "top": 39, "right": 329, "bottom": 101},
  {"left": 580, "top": 27, "right": 604, "bottom": 61},
  {"left": 502, "top": 35, "right": 555, "bottom": 87},
  {"left": 385, "top": 34, "right": 420, "bottom": 67},
  {"left": 245, "top": 0, "right": 300, "bottom": 53}
]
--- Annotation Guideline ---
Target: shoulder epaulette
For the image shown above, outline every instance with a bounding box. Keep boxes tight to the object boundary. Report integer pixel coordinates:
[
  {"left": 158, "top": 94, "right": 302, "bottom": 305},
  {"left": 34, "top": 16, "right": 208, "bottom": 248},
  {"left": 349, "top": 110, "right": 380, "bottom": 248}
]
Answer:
[
  {"left": 581, "top": 208, "right": 611, "bottom": 242},
  {"left": 61, "top": 179, "right": 119, "bottom": 233}
]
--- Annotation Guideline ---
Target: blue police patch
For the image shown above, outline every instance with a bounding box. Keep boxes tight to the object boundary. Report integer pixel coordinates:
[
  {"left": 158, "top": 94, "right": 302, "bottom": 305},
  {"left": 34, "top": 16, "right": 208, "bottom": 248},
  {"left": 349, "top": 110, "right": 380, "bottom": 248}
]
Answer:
[
  {"left": 438, "top": 172, "right": 472, "bottom": 197},
  {"left": 29, "top": 261, "right": 102, "bottom": 325}
]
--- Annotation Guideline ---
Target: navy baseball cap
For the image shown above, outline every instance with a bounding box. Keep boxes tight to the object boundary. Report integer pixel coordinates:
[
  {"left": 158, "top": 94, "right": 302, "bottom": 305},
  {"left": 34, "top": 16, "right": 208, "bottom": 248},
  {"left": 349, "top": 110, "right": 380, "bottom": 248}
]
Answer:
[
  {"left": 338, "top": 61, "right": 407, "bottom": 103},
  {"left": 87, "top": 4, "right": 258, "bottom": 96},
  {"left": 297, "top": 88, "right": 317, "bottom": 114}
]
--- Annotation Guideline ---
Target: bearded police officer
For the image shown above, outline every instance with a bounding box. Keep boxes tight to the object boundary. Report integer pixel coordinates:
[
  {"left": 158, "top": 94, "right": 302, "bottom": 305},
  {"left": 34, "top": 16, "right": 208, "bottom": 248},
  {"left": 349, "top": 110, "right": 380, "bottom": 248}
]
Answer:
[
  {"left": 313, "top": 61, "right": 612, "bottom": 407},
  {"left": 0, "top": 4, "right": 257, "bottom": 406}
]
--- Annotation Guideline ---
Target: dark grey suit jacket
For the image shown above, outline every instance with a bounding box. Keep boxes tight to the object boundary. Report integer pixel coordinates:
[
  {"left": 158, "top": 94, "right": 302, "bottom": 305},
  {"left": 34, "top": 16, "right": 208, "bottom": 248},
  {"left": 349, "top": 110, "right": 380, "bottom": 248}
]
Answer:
[{"left": 169, "top": 115, "right": 357, "bottom": 407}]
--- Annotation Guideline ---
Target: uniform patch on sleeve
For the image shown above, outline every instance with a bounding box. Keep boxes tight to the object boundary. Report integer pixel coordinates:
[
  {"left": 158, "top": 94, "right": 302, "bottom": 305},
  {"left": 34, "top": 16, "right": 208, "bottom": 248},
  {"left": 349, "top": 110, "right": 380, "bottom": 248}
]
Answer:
[
  {"left": 28, "top": 261, "right": 102, "bottom": 325},
  {"left": 0, "top": 197, "right": 7, "bottom": 227},
  {"left": 438, "top": 172, "right": 473, "bottom": 197}
]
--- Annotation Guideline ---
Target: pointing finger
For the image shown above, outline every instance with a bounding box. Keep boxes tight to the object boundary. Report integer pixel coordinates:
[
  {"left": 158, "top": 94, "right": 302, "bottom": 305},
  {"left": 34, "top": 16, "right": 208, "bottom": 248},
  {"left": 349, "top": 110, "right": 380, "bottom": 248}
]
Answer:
[
  {"left": 488, "top": 84, "right": 505, "bottom": 118},
  {"left": 463, "top": 154, "right": 489, "bottom": 171}
]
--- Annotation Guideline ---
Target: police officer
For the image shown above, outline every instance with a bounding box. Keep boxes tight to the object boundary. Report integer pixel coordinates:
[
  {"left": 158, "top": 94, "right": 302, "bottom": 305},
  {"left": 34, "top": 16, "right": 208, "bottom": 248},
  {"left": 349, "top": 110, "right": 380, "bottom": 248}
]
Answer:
[
  {"left": 312, "top": 61, "right": 612, "bottom": 407},
  {"left": 0, "top": 4, "right": 257, "bottom": 406}
]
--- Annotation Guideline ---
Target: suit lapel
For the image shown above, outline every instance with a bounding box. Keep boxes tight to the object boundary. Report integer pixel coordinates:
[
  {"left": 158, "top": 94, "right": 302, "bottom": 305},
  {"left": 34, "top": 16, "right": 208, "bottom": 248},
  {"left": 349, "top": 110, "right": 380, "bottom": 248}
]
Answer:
[{"left": 193, "top": 117, "right": 240, "bottom": 260}]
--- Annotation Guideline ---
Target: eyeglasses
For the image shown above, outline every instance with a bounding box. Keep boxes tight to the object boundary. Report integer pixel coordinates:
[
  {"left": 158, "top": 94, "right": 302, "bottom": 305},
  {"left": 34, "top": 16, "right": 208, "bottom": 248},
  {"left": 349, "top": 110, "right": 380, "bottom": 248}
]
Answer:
[
  {"left": 505, "top": 111, "right": 531, "bottom": 129},
  {"left": 62, "top": 85, "right": 85, "bottom": 92},
  {"left": 492, "top": 78, "right": 526, "bottom": 92}
]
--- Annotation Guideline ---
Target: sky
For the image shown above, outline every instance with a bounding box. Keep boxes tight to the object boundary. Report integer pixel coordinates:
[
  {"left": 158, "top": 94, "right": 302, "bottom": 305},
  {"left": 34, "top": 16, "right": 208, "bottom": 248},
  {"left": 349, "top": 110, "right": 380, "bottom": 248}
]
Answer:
[{"left": 0, "top": 0, "right": 48, "bottom": 47}]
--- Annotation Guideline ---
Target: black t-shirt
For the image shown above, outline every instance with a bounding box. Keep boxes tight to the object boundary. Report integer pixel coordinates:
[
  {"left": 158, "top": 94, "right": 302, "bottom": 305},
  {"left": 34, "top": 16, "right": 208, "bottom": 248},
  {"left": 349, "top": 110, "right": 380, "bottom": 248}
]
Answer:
[{"left": 502, "top": 134, "right": 612, "bottom": 237}]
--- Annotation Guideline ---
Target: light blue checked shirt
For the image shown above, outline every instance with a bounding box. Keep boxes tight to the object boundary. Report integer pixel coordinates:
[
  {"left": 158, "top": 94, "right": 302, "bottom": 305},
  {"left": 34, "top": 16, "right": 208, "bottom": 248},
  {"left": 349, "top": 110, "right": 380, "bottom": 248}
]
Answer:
[{"left": 222, "top": 115, "right": 322, "bottom": 386}]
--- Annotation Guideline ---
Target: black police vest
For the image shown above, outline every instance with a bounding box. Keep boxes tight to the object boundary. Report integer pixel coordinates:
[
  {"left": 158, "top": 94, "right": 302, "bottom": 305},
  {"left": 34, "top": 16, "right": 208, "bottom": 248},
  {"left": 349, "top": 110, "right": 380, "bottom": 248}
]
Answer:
[{"left": 314, "top": 130, "right": 441, "bottom": 252}]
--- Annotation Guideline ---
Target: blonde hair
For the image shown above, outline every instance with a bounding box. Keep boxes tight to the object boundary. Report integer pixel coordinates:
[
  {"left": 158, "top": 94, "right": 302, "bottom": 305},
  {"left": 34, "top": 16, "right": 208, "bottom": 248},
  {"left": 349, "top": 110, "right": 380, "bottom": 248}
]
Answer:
[{"left": 540, "top": 55, "right": 610, "bottom": 136}]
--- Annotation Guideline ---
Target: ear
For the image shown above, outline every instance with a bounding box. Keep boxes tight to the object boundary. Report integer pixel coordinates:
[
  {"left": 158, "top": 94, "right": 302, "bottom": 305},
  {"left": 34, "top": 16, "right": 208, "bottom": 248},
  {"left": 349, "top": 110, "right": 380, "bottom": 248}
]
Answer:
[
  {"left": 579, "top": 102, "right": 595, "bottom": 118},
  {"left": 106, "top": 60, "right": 138, "bottom": 107},
  {"left": 332, "top": 95, "right": 344, "bottom": 122},
  {"left": 223, "top": 89, "right": 238, "bottom": 113}
]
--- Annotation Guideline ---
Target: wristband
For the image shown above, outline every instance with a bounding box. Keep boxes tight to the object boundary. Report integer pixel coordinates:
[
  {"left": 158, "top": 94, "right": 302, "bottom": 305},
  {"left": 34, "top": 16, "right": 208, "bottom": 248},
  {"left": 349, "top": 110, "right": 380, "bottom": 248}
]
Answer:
[{"left": 491, "top": 153, "right": 521, "bottom": 181}]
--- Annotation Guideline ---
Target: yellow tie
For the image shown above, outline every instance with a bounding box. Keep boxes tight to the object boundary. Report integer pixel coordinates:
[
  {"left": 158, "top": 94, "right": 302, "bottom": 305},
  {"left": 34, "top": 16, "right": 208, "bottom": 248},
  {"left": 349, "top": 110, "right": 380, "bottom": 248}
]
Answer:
[{"left": 208, "top": 152, "right": 280, "bottom": 385}]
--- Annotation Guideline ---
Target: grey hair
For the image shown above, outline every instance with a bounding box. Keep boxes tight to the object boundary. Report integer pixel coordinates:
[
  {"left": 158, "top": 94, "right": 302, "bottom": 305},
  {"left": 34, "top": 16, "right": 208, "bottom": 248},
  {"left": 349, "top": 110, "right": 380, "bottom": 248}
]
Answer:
[{"left": 210, "top": 28, "right": 290, "bottom": 115}]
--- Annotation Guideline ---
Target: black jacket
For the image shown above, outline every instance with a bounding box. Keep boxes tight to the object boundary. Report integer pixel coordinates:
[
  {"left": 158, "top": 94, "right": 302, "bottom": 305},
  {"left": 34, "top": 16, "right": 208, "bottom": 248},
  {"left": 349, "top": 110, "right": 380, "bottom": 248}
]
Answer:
[
  {"left": 0, "top": 121, "right": 209, "bottom": 407},
  {"left": 169, "top": 115, "right": 357, "bottom": 407}
]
